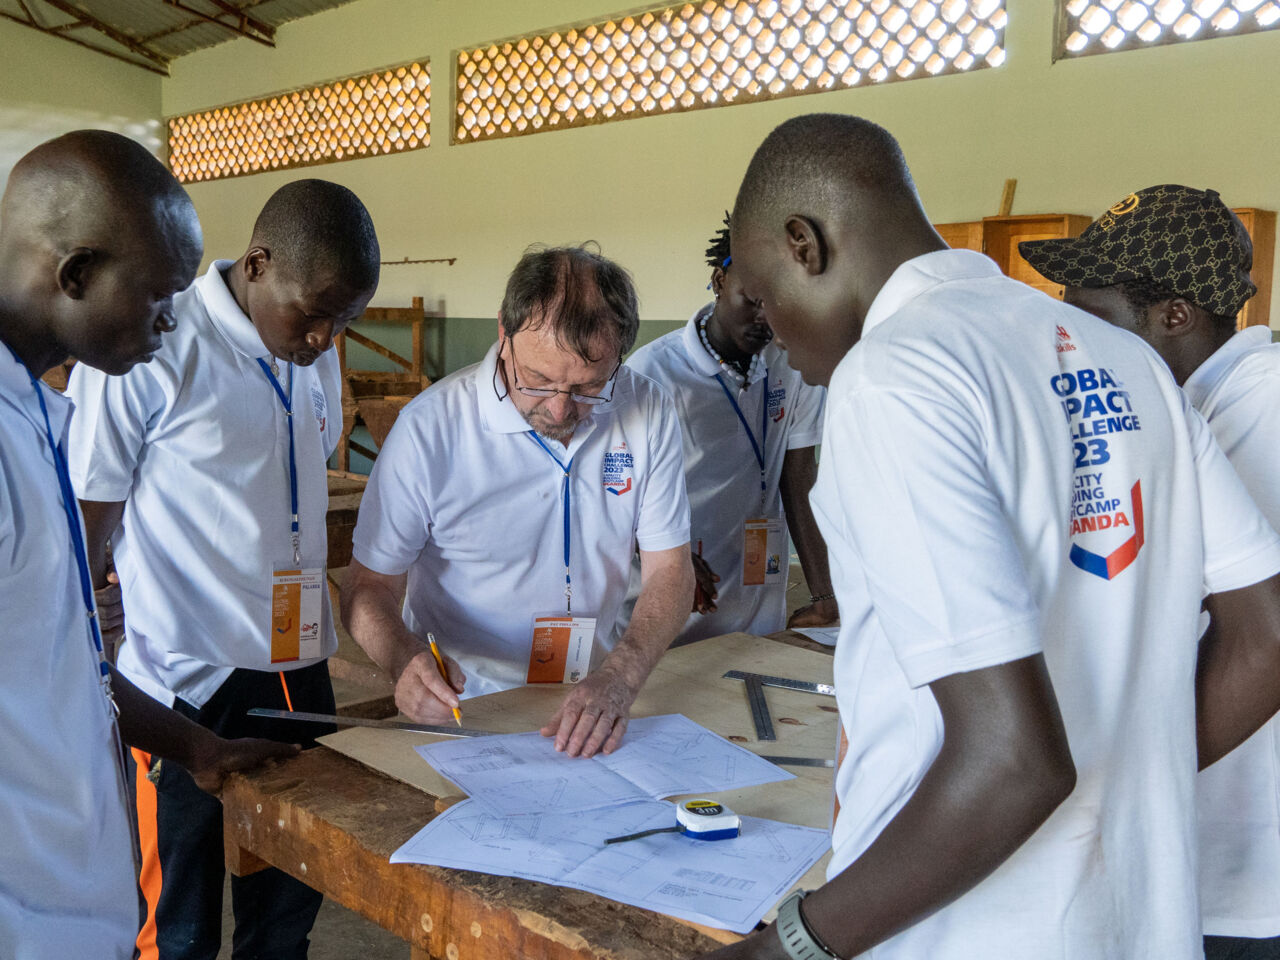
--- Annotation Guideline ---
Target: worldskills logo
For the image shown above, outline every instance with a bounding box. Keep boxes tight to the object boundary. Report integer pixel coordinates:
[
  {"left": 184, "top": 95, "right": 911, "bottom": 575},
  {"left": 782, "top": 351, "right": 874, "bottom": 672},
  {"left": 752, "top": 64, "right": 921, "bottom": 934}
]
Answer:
[
  {"left": 602, "top": 441, "right": 634, "bottom": 496},
  {"left": 1056, "top": 325, "right": 1077, "bottom": 354}
]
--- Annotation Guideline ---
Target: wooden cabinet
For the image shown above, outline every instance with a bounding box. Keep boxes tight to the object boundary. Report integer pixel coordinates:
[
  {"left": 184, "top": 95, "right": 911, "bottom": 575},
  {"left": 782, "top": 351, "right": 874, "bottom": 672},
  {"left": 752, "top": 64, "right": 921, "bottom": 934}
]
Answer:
[
  {"left": 935, "top": 209, "right": 1276, "bottom": 327},
  {"left": 934, "top": 214, "right": 1092, "bottom": 300},
  {"left": 1233, "top": 208, "right": 1275, "bottom": 329}
]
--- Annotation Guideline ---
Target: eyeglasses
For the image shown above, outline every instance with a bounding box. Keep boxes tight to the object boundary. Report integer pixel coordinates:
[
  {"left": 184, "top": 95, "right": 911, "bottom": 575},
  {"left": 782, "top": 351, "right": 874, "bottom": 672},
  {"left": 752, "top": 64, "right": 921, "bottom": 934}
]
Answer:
[{"left": 493, "top": 337, "right": 622, "bottom": 406}]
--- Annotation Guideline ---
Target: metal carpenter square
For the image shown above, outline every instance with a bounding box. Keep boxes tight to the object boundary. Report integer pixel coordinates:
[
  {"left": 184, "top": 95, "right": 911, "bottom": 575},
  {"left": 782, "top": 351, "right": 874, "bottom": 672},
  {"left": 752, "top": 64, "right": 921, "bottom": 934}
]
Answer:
[
  {"left": 743, "top": 674, "right": 776, "bottom": 741},
  {"left": 757, "top": 755, "right": 836, "bottom": 768},
  {"left": 246, "top": 708, "right": 493, "bottom": 738},
  {"left": 722, "top": 670, "right": 836, "bottom": 697}
]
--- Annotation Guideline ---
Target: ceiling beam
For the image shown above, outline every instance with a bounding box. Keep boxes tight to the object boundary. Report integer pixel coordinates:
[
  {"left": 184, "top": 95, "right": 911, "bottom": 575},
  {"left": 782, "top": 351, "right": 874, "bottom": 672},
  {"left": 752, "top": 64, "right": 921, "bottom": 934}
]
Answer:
[
  {"left": 0, "top": 9, "right": 169, "bottom": 75},
  {"left": 160, "top": 0, "right": 275, "bottom": 47},
  {"left": 36, "top": 0, "right": 172, "bottom": 69}
]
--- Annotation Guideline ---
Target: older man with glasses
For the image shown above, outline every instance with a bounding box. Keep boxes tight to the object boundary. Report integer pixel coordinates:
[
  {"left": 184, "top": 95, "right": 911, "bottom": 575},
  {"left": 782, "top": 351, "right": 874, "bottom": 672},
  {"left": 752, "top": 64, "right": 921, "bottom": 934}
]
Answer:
[{"left": 343, "top": 246, "right": 694, "bottom": 758}]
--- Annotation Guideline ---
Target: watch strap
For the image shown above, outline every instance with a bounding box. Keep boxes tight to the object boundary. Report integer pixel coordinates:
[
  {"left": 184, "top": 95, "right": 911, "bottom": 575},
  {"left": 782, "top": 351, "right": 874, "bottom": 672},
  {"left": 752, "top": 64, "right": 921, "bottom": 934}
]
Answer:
[{"left": 775, "top": 890, "right": 840, "bottom": 960}]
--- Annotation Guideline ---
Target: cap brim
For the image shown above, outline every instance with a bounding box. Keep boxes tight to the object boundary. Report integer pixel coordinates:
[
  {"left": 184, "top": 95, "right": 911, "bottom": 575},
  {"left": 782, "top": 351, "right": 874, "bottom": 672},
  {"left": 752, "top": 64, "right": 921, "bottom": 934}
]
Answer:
[{"left": 1017, "top": 235, "right": 1128, "bottom": 289}]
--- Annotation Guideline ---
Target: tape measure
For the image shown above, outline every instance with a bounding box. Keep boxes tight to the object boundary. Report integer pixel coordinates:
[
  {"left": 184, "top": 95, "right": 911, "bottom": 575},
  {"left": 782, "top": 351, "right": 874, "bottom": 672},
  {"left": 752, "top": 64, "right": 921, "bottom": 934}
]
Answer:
[{"left": 604, "top": 799, "right": 741, "bottom": 845}]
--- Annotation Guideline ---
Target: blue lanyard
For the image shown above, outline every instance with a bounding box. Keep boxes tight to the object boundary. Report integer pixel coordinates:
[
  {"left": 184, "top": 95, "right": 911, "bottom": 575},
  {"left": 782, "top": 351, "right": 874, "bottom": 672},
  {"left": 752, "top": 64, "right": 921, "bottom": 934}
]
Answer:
[
  {"left": 256, "top": 358, "right": 301, "bottom": 565},
  {"left": 715, "top": 366, "right": 768, "bottom": 510},
  {"left": 5, "top": 345, "right": 113, "bottom": 700},
  {"left": 527, "top": 431, "right": 575, "bottom": 613}
]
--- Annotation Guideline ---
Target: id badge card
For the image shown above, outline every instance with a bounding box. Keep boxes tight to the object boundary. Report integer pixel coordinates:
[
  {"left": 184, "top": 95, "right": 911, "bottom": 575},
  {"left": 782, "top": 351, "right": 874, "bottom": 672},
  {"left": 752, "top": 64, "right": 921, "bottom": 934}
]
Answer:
[
  {"left": 527, "top": 614, "right": 596, "bottom": 684},
  {"left": 742, "top": 518, "right": 786, "bottom": 586},
  {"left": 270, "top": 567, "right": 325, "bottom": 663}
]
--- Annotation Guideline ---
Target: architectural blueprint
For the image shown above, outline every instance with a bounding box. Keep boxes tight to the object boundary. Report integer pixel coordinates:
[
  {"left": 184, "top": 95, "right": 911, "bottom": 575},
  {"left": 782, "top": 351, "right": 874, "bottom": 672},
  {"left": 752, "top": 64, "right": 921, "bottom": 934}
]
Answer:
[
  {"left": 391, "top": 797, "right": 830, "bottom": 933},
  {"left": 414, "top": 713, "right": 794, "bottom": 817}
]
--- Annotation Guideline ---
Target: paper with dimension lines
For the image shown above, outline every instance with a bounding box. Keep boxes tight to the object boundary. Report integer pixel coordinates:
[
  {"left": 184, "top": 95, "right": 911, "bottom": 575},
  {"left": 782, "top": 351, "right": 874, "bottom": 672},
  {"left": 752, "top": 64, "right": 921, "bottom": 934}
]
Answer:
[
  {"left": 390, "top": 797, "right": 830, "bottom": 934},
  {"left": 413, "top": 713, "right": 793, "bottom": 817}
]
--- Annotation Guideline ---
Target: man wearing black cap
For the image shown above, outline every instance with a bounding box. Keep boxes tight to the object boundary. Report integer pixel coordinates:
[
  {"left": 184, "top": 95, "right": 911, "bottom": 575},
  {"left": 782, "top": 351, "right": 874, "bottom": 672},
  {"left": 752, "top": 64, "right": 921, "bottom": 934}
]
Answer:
[{"left": 1022, "top": 185, "right": 1278, "bottom": 960}]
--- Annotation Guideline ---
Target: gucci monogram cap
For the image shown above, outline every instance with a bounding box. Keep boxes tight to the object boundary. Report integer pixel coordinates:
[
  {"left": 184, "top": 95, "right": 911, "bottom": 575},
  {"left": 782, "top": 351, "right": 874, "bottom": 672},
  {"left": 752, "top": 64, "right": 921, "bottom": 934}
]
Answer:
[{"left": 1019, "top": 184, "right": 1256, "bottom": 317}]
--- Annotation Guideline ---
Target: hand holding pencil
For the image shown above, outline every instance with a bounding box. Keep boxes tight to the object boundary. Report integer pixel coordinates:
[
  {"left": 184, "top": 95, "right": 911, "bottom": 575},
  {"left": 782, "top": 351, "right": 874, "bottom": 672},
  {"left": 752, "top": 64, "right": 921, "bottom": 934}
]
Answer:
[
  {"left": 392, "top": 634, "right": 466, "bottom": 726},
  {"left": 428, "top": 633, "right": 463, "bottom": 727}
]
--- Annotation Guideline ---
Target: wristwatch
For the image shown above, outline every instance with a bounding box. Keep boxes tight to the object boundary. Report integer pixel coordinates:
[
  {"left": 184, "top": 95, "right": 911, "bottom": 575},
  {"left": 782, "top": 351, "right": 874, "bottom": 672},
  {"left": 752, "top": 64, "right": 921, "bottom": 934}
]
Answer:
[{"left": 775, "top": 890, "right": 841, "bottom": 960}]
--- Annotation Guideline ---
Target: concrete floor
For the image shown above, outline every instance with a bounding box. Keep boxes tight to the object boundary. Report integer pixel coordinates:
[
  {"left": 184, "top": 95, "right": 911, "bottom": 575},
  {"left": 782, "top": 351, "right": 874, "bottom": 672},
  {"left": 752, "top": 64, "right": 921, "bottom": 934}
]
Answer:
[{"left": 214, "top": 877, "right": 405, "bottom": 958}]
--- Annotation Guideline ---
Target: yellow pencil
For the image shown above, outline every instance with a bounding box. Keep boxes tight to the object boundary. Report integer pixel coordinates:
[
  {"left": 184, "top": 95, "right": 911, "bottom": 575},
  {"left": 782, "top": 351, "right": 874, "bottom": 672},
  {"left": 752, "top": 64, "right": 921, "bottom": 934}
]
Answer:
[{"left": 427, "top": 632, "right": 462, "bottom": 727}]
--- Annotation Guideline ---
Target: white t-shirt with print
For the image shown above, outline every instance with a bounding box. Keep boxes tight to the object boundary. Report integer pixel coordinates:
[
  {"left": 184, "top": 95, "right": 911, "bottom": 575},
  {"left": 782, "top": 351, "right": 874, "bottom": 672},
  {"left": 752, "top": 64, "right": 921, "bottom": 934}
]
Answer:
[{"left": 815, "top": 250, "right": 1280, "bottom": 960}]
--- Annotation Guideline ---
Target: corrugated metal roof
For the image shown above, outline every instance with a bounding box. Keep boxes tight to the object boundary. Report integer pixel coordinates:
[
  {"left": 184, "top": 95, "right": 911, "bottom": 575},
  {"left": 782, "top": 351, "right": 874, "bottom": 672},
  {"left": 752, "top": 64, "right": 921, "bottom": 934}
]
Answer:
[{"left": 0, "top": 0, "right": 362, "bottom": 75}]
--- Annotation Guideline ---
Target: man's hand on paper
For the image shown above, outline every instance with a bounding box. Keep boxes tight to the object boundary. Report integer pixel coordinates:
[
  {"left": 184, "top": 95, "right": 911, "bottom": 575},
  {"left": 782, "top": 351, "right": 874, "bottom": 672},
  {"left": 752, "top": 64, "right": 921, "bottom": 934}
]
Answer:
[
  {"left": 186, "top": 734, "right": 301, "bottom": 796},
  {"left": 95, "top": 570, "right": 126, "bottom": 662},
  {"left": 695, "top": 925, "right": 789, "bottom": 959},
  {"left": 395, "top": 648, "right": 467, "bottom": 726},
  {"left": 691, "top": 550, "right": 720, "bottom": 614},
  {"left": 541, "top": 663, "right": 639, "bottom": 758},
  {"left": 786, "top": 596, "right": 838, "bottom": 629}
]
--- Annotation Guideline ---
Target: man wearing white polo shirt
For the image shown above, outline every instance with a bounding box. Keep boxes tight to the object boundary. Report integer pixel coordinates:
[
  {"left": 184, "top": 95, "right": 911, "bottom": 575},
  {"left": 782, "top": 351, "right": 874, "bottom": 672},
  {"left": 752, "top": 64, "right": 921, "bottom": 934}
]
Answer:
[
  {"left": 0, "top": 132, "right": 300, "bottom": 960},
  {"left": 1022, "top": 184, "right": 1280, "bottom": 960},
  {"left": 67, "top": 179, "right": 379, "bottom": 960},
  {"left": 696, "top": 114, "right": 1280, "bottom": 960},
  {"left": 344, "top": 245, "right": 694, "bottom": 759},
  {"left": 623, "top": 216, "right": 834, "bottom": 644}
]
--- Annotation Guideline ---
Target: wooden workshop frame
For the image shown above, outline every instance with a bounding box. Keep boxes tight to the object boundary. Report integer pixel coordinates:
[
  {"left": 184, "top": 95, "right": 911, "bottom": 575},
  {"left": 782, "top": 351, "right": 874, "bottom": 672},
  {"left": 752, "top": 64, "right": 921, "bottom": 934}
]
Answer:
[{"left": 335, "top": 297, "right": 444, "bottom": 471}]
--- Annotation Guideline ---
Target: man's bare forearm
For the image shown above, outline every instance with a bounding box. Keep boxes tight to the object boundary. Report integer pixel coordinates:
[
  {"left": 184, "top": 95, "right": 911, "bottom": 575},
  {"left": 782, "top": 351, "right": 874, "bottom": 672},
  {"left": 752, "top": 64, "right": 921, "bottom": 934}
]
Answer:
[
  {"left": 341, "top": 560, "right": 426, "bottom": 679},
  {"left": 707, "top": 655, "right": 1076, "bottom": 960},
  {"left": 605, "top": 547, "right": 694, "bottom": 687},
  {"left": 1198, "top": 573, "right": 1280, "bottom": 769},
  {"left": 780, "top": 448, "right": 833, "bottom": 597},
  {"left": 79, "top": 499, "right": 125, "bottom": 587},
  {"left": 110, "top": 665, "right": 218, "bottom": 768}
]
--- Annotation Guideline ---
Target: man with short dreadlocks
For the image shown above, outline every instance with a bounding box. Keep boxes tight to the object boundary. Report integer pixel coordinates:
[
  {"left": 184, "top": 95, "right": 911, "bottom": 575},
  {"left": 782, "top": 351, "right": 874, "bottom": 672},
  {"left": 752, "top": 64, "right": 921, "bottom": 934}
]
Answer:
[{"left": 617, "top": 215, "right": 836, "bottom": 646}]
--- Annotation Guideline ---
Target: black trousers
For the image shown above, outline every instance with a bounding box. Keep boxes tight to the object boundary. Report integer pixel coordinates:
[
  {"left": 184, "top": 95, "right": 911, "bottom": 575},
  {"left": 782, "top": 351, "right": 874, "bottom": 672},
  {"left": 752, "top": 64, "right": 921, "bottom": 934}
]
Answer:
[
  {"left": 133, "top": 662, "right": 337, "bottom": 960},
  {"left": 1206, "top": 936, "right": 1280, "bottom": 960}
]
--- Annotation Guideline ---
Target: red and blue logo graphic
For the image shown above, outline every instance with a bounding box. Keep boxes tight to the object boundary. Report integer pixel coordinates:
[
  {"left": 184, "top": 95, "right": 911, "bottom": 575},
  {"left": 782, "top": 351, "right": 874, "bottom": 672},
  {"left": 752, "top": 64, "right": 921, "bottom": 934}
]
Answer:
[
  {"left": 1070, "top": 480, "right": 1145, "bottom": 580},
  {"left": 767, "top": 382, "right": 786, "bottom": 423},
  {"left": 603, "top": 441, "right": 634, "bottom": 496},
  {"left": 311, "top": 384, "right": 328, "bottom": 435}
]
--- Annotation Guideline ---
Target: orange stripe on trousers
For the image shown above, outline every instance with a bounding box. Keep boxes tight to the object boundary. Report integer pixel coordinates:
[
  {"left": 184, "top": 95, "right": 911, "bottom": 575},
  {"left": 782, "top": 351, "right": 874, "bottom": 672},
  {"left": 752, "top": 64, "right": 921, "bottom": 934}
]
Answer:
[{"left": 133, "top": 748, "right": 162, "bottom": 960}]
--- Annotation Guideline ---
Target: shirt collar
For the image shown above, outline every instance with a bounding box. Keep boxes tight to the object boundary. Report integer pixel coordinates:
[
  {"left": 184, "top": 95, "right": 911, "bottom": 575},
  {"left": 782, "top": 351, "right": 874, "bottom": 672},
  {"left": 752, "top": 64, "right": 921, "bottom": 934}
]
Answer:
[
  {"left": 0, "top": 340, "right": 72, "bottom": 439},
  {"left": 477, "top": 340, "right": 535, "bottom": 434},
  {"left": 196, "top": 260, "right": 271, "bottom": 360},
  {"left": 862, "top": 249, "right": 1003, "bottom": 339},
  {"left": 1183, "top": 325, "right": 1273, "bottom": 410},
  {"left": 683, "top": 302, "right": 770, "bottom": 387}
]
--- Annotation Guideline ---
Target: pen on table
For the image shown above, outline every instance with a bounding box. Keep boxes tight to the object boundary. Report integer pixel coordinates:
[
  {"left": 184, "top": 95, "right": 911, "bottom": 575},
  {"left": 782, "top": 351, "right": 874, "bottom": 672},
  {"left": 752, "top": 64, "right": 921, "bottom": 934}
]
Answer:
[{"left": 426, "top": 632, "right": 463, "bottom": 727}]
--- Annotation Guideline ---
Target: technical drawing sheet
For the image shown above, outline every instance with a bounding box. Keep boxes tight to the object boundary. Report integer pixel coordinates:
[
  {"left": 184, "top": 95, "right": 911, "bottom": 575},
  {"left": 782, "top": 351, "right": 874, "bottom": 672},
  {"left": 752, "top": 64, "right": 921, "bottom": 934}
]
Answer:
[
  {"left": 391, "top": 797, "right": 830, "bottom": 933},
  {"left": 414, "top": 713, "right": 793, "bottom": 817}
]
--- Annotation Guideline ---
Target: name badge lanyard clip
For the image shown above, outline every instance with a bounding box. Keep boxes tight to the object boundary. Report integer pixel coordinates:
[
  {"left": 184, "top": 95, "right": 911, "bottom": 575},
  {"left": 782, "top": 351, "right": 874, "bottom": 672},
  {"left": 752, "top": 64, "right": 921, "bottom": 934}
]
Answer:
[
  {"left": 6, "top": 345, "right": 114, "bottom": 711},
  {"left": 527, "top": 432, "right": 575, "bottom": 614},
  {"left": 256, "top": 358, "right": 301, "bottom": 565},
  {"left": 715, "top": 367, "right": 768, "bottom": 513}
]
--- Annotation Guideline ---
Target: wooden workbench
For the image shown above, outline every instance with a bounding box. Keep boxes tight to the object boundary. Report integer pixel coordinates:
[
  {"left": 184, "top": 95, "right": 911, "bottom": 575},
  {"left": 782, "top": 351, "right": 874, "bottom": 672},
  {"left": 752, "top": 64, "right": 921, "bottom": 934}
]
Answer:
[{"left": 221, "top": 632, "right": 836, "bottom": 959}]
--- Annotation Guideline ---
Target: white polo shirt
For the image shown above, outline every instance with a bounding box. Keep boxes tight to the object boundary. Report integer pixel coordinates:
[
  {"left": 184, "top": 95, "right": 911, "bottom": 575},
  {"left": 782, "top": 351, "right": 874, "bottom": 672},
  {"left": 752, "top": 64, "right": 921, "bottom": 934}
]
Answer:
[
  {"left": 814, "top": 250, "right": 1280, "bottom": 960},
  {"left": 66, "top": 261, "right": 341, "bottom": 708},
  {"left": 352, "top": 340, "right": 690, "bottom": 698},
  {"left": 622, "top": 306, "right": 824, "bottom": 642},
  {"left": 0, "top": 345, "right": 137, "bottom": 959},
  {"left": 1185, "top": 326, "right": 1280, "bottom": 938}
]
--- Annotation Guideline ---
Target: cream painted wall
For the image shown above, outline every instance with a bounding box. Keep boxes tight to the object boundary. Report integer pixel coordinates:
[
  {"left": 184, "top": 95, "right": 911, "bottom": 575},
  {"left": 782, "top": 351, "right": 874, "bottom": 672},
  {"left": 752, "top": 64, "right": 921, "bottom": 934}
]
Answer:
[
  {"left": 0, "top": 18, "right": 163, "bottom": 184},
  {"left": 161, "top": 0, "right": 1280, "bottom": 325}
]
